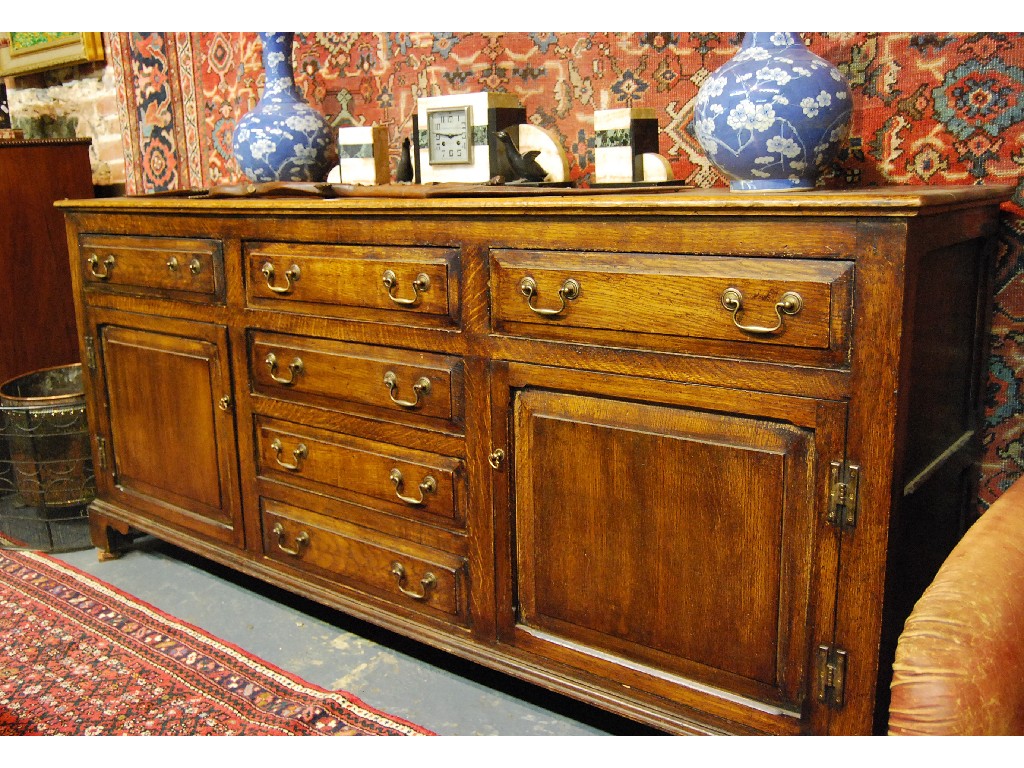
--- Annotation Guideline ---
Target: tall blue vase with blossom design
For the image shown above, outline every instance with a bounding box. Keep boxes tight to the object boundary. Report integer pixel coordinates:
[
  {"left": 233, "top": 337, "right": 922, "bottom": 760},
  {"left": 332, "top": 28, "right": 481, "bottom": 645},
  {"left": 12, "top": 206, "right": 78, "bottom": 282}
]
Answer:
[
  {"left": 232, "top": 33, "right": 334, "bottom": 183},
  {"left": 694, "top": 32, "right": 853, "bottom": 191}
]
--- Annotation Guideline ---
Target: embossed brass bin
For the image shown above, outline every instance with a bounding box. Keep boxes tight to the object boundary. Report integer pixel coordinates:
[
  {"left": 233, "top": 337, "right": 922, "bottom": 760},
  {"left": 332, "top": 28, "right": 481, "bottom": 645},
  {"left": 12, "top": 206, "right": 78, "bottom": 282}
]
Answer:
[{"left": 0, "top": 363, "right": 95, "bottom": 509}]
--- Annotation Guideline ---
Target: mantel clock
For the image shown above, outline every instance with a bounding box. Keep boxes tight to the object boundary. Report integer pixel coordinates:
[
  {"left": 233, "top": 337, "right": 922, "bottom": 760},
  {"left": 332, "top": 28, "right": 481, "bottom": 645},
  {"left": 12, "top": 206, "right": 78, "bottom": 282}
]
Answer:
[{"left": 414, "top": 91, "right": 525, "bottom": 183}]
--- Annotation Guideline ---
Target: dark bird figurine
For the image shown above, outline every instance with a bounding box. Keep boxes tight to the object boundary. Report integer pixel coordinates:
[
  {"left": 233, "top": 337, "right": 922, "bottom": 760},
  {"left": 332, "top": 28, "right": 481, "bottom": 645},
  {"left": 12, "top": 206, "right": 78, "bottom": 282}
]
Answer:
[
  {"left": 396, "top": 137, "right": 415, "bottom": 183},
  {"left": 494, "top": 130, "right": 548, "bottom": 183}
]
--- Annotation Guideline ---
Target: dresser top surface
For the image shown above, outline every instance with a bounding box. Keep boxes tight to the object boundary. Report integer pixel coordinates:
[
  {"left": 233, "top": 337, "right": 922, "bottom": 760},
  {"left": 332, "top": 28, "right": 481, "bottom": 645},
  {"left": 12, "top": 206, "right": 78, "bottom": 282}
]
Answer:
[
  {"left": 57, "top": 184, "right": 1014, "bottom": 218},
  {"left": 0, "top": 138, "right": 93, "bottom": 150}
]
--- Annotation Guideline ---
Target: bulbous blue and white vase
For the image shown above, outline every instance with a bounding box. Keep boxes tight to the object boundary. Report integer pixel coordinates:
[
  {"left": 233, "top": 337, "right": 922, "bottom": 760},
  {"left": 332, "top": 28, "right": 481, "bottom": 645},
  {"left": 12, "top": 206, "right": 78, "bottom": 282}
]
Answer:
[
  {"left": 694, "top": 32, "right": 853, "bottom": 191},
  {"left": 232, "top": 33, "right": 334, "bottom": 183}
]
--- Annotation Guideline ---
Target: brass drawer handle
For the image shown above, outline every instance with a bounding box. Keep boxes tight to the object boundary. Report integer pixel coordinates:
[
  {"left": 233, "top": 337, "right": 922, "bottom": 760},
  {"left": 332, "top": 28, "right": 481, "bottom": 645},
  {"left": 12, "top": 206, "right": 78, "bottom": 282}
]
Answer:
[
  {"left": 390, "top": 561, "right": 437, "bottom": 601},
  {"left": 265, "top": 352, "right": 303, "bottom": 385},
  {"left": 168, "top": 257, "right": 202, "bottom": 275},
  {"left": 382, "top": 269, "right": 431, "bottom": 306},
  {"left": 519, "top": 275, "right": 580, "bottom": 317},
  {"left": 271, "top": 522, "right": 309, "bottom": 556},
  {"left": 389, "top": 468, "right": 436, "bottom": 506},
  {"left": 271, "top": 438, "right": 308, "bottom": 471},
  {"left": 261, "top": 261, "right": 300, "bottom": 294},
  {"left": 721, "top": 287, "right": 803, "bottom": 335},
  {"left": 383, "top": 370, "right": 431, "bottom": 408},
  {"left": 87, "top": 254, "right": 116, "bottom": 279}
]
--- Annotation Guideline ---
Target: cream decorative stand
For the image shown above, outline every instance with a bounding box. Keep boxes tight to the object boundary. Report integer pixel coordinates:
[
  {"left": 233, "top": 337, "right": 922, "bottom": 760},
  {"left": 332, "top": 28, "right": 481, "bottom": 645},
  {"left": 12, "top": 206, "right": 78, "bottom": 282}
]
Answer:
[{"left": 59, "top": 184, "right": 1009, "bottom": 735}]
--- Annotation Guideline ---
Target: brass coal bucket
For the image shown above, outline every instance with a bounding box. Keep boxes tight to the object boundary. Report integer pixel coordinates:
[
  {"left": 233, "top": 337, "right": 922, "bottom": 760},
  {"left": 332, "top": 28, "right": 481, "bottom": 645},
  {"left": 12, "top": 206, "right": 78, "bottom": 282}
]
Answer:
[{"left": 0, "top": 363, "right": 95, "bottom": 508}]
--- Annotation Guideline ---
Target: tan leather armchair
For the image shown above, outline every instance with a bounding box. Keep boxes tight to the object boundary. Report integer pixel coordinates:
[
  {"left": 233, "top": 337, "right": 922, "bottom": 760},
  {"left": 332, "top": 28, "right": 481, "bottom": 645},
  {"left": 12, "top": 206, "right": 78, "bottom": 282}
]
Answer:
[{"left": 888, "top": 476, "right": 1024, "bottom": 735}]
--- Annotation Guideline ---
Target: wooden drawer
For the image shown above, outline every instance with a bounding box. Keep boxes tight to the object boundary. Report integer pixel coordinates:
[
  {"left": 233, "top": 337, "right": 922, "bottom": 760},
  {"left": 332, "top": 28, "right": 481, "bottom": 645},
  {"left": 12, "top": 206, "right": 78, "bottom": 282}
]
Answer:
[
  {"left": 255, "top": 416, "right": 466, "bottom": 528},
  {"left": 245, "top": 242, "right": 458, "bottom": 325},
  {"left": 249, "top": 331, "right": 463, "bottom": 427},
  {"left": 79, "top": 234, "right": 223, "bottom": 300},
  {"left": 491, "top": 249, "right": 853, "bottom": 352},
  {"left": 261, "top": 499, "right": 468, "bottom": 625}
]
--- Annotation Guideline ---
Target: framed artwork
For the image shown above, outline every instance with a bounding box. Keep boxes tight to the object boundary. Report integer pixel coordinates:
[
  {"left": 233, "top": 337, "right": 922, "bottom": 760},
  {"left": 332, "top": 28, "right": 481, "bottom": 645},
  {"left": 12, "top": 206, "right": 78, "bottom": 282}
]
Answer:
[{"left": 0, "top": 33, "right": 104, "bottom": 77}]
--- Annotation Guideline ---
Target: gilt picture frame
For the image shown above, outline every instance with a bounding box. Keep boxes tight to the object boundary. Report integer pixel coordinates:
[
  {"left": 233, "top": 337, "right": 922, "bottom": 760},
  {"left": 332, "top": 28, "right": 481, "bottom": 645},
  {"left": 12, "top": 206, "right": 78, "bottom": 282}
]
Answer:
[{"left": 0, "top": 33, "right": 104, "bottom": 77}]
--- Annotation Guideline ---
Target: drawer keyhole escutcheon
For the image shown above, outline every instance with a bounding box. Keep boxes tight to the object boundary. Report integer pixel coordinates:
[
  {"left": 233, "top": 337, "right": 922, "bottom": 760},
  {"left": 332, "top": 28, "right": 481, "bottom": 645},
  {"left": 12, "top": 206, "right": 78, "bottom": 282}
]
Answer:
[
  {"left": 88, "top": 254, "right": 116, "bottom": 279},
  {"left": 265, "top": 352, "right": 304, "bottom": 385},
  {"left": 390, "top": 561, "right": 437, "bottom": 601},
  {"left": 721, "top": 286, "right": 803, "bottom": 335},
  {"left": 488, "top": 448, "right": 505, "bottom": 469},
  {"left": 271, "top": 438, "right": 308, "bottom": 471},
  {"left": 382, "top": 269, "right": 431, "bottom": 306},
  {"left": 271, "top": 522, "right": 309, "bottom": 556},
  {"left": 261, "top": 261, "right": 301, "bottom": 294},
  {"left": 389, "top": 468, "right": 437, "bottom": 505},
  {"left": 383, "top": 370, "right": 431, "bottom": 408},
  {"left": 519, "top": 275, "right": 580, "bottom": 317}
]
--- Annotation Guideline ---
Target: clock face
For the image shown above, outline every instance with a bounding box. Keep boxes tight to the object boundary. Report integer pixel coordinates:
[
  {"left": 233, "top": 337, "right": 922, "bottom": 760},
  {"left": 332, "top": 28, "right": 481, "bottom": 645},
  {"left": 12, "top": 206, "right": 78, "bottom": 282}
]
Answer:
[{"left": 427, "top": 106, "right": 472, "bottom": 165}]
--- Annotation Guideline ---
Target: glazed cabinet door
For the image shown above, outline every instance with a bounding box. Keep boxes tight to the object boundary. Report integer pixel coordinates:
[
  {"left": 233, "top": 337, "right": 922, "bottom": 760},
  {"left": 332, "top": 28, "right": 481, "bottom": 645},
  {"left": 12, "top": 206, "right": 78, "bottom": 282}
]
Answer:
[
  {"left": 493, "top": 363, "right": 846, "bottom": 734},
  {"left": 86, "top": 309, "right": 243, "bottom": 547}
]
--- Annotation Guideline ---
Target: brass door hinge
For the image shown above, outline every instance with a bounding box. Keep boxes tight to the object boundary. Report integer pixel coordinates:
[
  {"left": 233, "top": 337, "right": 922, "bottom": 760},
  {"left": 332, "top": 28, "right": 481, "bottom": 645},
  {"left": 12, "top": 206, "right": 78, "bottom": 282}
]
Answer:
[
  {"left": 84, "top": 335, "right": 97, "bottom": 371},
  {"left": 815, "top": 644, "right": 848, "bottom": 709},
  {"left": 827, "top": 461, "right": 860, "bottom": 530},
  {"left": 95, "top": 435, "right": 107, "bottom": 471}
]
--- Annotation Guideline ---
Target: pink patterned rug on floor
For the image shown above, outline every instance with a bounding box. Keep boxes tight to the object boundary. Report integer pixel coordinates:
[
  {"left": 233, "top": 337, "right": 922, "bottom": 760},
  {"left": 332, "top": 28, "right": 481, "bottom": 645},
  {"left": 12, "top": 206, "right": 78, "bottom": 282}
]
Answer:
[{"left": 0, "top": 543, "right": 434, "bottom": 735}]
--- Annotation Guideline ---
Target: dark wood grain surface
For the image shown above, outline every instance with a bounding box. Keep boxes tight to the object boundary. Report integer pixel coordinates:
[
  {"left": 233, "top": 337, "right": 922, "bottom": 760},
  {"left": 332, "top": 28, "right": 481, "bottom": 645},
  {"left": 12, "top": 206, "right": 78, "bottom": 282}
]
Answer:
[{"left": 0, "top": 139, "right": 92, "bottom": 385}]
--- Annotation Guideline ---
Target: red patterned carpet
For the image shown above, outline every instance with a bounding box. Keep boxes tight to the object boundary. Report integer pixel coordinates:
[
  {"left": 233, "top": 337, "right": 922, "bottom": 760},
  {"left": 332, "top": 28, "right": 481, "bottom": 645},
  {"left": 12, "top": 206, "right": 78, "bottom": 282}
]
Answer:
[{"left": 0, "top": 544, "right": 433, "bottom": 736}]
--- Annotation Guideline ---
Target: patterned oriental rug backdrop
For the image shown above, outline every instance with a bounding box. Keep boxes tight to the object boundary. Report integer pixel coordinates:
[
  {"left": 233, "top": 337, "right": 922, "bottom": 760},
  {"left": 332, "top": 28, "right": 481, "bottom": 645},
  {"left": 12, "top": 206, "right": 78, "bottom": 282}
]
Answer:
[{"left": 108, "top": 31, "right": 1024, "bottom": 508}]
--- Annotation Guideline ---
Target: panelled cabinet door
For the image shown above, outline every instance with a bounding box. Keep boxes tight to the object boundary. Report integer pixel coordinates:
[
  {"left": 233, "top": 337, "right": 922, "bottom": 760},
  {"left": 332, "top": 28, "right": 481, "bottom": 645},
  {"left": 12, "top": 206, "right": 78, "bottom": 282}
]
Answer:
[
  {"left": 89, "top": 310, "right": 242, "bottom": 546},
  {"left": 498, "top": 365, "right": 847, "bottom": 734}
]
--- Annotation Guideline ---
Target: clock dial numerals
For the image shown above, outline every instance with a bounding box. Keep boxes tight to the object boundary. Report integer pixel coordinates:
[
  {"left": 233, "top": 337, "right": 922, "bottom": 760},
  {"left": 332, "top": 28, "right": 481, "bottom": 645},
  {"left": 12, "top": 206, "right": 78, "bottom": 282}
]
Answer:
[{"left": 427, "top": 107, "right": 473, "bottom": 165}]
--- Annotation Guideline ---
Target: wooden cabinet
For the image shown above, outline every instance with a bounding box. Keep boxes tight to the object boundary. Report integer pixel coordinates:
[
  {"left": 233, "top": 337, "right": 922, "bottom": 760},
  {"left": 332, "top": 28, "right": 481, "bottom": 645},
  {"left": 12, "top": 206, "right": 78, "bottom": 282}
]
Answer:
[
  {"left": 86, "top": 311, "right": 242, "bottom": 546},
  {"left": 494, "top": 366, "right": 847, "bottom": 734},
  {"left": 59, "top": 186, "right": 1010, "bottom": 735},
  {"left": 0, "top": 138, "right": 93, "bottom": 384}
]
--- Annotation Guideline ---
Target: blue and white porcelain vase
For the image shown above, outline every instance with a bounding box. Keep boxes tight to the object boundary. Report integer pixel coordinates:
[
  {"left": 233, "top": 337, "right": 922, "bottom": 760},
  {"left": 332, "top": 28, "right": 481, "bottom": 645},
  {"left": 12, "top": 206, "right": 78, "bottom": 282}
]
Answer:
[
  {"left": 232, "top": 33, "right": 334, "bottom": 183},
  {"left": 694, "top": 32, "right": 853, "bottom": 191}
]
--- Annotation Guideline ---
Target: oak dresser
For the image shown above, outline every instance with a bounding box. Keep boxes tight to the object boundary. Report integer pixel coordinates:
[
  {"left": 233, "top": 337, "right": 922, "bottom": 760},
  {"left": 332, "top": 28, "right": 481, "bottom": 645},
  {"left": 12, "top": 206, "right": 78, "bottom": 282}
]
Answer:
[{"left": 58, "top": 185, "right": 1010, "bottom": 735}]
